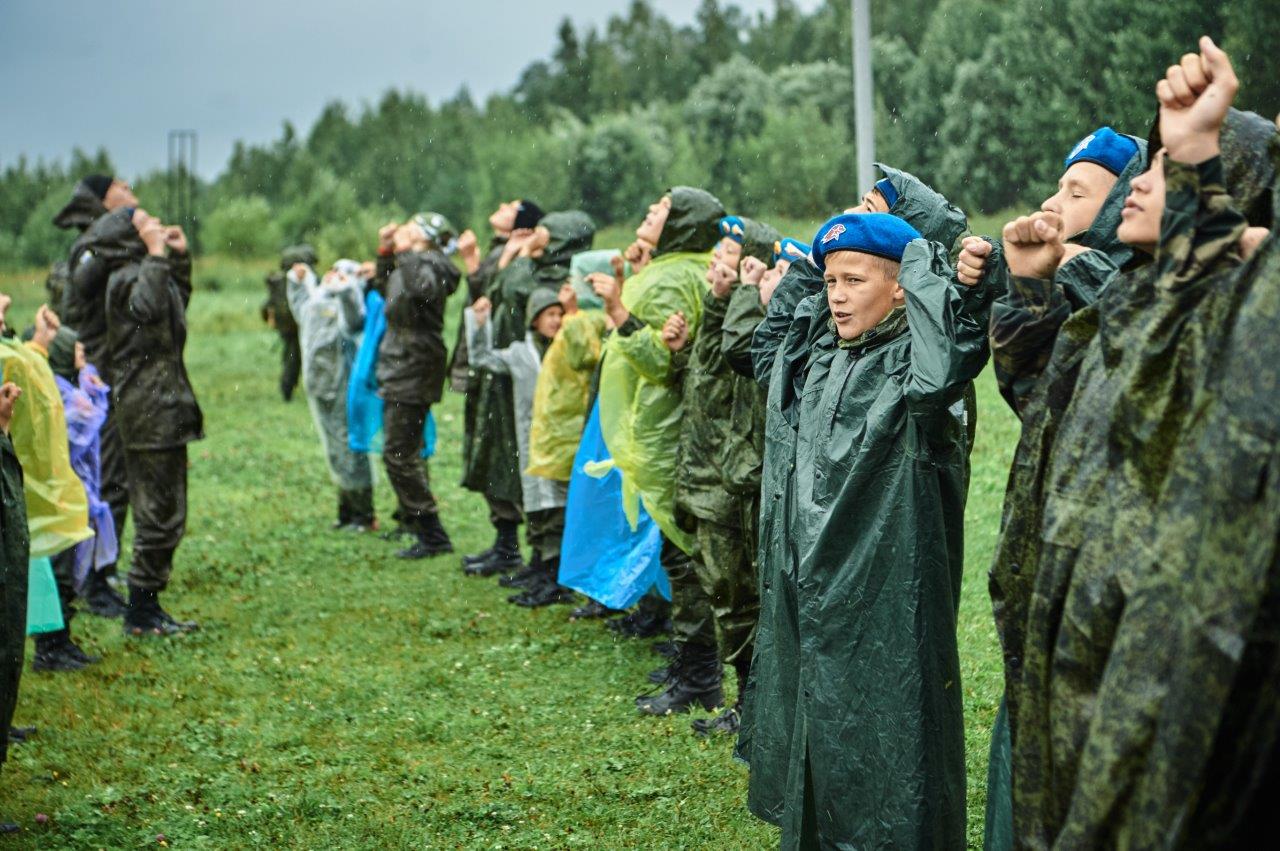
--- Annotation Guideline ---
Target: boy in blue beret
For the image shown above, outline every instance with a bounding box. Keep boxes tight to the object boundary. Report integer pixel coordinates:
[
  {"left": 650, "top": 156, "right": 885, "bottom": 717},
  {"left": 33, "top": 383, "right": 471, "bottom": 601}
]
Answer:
[{"left": 741, "top": 211, "right": 996, "bottom": 849}]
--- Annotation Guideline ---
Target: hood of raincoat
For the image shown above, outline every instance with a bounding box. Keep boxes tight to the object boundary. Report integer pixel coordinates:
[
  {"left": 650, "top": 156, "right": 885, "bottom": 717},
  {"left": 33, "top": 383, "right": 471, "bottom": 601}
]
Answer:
[
  {"left": 525, "top": 287, "right": 562, "bottom": 329},
  {"left": 47, "top": 327, "right": 79, "bottom": 383},
  {"left": 538, "top": 210, "right": 597, "bottom": 270},
  {"left": 874, "top": 163, "right": 969, "bottom": 251},
  {"left": 1070, "top": 133, "right": 1148, "bottom": 266},
  {"left": 739, "top": 217, "right": 782, "bottom": 265},
  {"left": 569, "top": 249, "right": 623, "bottom": 310},
  {"left": 78, "top": 206, "right": 146, "bottom": 268},
  {"left": 654, "top": 186, "right": 726, "bottom": 257},
  {"left": 52, "top": 179, "right": 109, "bottom": 232},
  {"left": 1147, "top": 108, "right": 1277, "bottom": 229},
  {"left": 281, "top": 244, "right": 318, "bottom": 270}
]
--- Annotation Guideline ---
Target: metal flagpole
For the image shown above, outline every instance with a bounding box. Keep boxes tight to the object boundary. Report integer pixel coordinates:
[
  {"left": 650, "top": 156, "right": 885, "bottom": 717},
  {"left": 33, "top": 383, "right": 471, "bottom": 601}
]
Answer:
[{"left": 851, "top": 0, "right": 875, "bottom": 194}]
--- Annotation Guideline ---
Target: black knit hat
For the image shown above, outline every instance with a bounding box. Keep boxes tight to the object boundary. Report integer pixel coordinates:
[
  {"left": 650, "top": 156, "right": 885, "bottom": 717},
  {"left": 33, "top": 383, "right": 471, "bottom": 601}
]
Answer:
[
  {"left": 82, "top": 174, "right": 114, "bottom": 200},
  {"left": 514, "top": 200, "right": 546, "bottom": 231}
]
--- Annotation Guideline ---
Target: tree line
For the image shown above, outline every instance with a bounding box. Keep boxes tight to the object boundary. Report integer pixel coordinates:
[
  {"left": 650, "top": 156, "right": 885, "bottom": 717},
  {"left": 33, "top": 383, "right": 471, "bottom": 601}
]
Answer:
[{"left": 2, "top": 0, "right": 1275, "bottom": 266}]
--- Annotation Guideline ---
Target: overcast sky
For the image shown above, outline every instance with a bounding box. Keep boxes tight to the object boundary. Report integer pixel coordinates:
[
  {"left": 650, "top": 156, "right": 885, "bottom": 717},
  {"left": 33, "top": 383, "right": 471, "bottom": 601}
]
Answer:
[{"left": 1, "top": 0, "right": 821, "bottom": 180}]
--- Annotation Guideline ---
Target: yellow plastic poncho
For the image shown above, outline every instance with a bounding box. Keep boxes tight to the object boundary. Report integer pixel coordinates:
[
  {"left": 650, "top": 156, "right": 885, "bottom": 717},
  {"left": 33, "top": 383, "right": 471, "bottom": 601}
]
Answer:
[
  {"left": 526, "top": 309, "right": 608, "bottom": 481},
  {"left": 597, "top": 252, "right": 711, "bottom": 554},
  {"left": 0, "top": 338, "right": 92, "bottom": 558}
]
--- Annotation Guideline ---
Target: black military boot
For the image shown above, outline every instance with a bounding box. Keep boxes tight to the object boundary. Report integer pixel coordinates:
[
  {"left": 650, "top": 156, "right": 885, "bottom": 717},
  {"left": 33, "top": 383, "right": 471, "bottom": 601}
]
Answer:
[
  {"left": 397, "top": 513, "right": 454, "bottom": 559},
  {"left": 569, "top": 599, "right": 622, "bottom": 620},
  {"left": 693, "top": 658, "right": 749, "bottom": 736},
  {"left": 332, "top": 492, "right": 351, "bottom": 530},
  {"left": 82, "top": 569, "right": 127, "bottom": 618},
  {"left": 648, "top": 664, "right": 671, "bottom": 684},
  {"left": 636, "top": 642, "right": 724, "bottom": 716},
  {"left": 498, "top": 561, "right": 543, "bottom": 589},
  {"left": 32, "top": 630, "right": 89, "bottom": 672},
  {"left": 510, "top": 557, "right": 575, "bottom": 607},
  {"left": 124, "top": 585, "right": 196, "bottom": 636},
  {"left": 605, "top": 608, "right": 671, "bottom": 639},
  {"left": 341, "top": 489, "right": 377, "bottom": 532},
  {"left": 463, "top": 520, "right": 523, "bottom": 576}
]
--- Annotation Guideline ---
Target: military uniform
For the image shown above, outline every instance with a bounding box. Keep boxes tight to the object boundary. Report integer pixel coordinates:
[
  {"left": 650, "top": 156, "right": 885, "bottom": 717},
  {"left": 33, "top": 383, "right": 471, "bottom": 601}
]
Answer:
[
  {"left": 264, "top": 245, "right": 316, "bottom": 403},
  {"left": 988, "top": 111, "right": 1276, "bottom": 847}
]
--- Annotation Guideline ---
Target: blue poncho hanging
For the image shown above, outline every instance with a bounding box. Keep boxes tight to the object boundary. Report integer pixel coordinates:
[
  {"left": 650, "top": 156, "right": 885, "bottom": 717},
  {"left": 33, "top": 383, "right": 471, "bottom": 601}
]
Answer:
[
  {"left": 558, "top": 399, "right": 668, "bottom": 610},
  {"left": 347, "top": 288, "right": 436, "bottom": 457}
]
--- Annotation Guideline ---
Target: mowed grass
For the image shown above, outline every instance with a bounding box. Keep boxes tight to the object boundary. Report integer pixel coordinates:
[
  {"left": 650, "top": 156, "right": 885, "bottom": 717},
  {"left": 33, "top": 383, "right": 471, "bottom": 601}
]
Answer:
[{"left": 0, "top": 216, "right": 1017, "bottom": 849}]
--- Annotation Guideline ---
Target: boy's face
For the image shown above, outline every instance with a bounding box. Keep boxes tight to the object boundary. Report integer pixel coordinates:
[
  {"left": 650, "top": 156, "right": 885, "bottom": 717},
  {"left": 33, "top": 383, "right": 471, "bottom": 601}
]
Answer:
[
  {"left": 103, "top": 179, "right": 138, "bottom": 211},
  {"left": 1041, "top": 161, "right": 1118, "bottom": 239},
  {"left": 489, "top": 200, "right": 520, "bottom": 234},
  {"left": 636, "top": 196, "right": 671, "bottom": 245},
  {"left": 74, "top": 341, "right": 86, "bottom": 371},
  {"left": 846, "top": 187, "right": 890, "bottom": 214},
  {"left": 533, "top": 305, "right": 564, "bottom": 338},
  {"left": 824, "top": 250, "right": 904, "bottom": 340},
  {"left": 718, "top": 237, "right": 743, "bottom": 270},
  {"left": 1117, "top": 148, "right": 1167, "bottom": 255}
]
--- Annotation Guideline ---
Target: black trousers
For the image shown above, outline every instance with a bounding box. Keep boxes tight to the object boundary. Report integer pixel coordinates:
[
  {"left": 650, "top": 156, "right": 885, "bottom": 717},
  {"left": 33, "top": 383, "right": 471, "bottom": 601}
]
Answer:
[
  {"left": 279, "top": 329, "right": 301, "bottom": 401},
  {"left": 123, "top": 446, "right": 188, "bottom": 591},
  {"left": 383, "top": 400, "right": 438, "bottom": 532},
  {"left": 99, "top": 407, "right": 129, "bottom": 574}
]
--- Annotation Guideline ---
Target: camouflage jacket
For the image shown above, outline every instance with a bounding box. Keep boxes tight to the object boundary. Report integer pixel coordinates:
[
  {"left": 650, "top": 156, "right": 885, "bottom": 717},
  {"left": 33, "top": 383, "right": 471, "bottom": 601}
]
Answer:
[{"left": 1004, "top": 153, "right": 1258, "bottom": 848}]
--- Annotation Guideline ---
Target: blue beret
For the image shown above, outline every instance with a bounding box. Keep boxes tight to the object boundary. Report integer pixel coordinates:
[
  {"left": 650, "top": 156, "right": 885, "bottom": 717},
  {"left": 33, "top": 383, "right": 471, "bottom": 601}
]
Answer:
[
  {"left": 874, "top": 176, "right": 899, "bottom": 209},
  {"left": 812, "top": 213, "right": 921, "bottom": 271},
  {"left": 718, "top": 216, "right": 746, "bottom": 244},
  {"left": 773, "top": 237, "right": 812, "bottom": 264},
  {"left": 1063, "top": 126, "right": 1139, "bottom": 176}
]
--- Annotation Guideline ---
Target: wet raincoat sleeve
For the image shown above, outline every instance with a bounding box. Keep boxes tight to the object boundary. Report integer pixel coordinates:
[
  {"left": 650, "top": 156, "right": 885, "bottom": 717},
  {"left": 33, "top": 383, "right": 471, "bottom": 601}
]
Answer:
[
  {"left": 465, "top": 309, "right": 514, "bottom": 376},
  {"left": 750, "top": 261, "right": 823, "bottom": 387},
  {"left": 722, "top": 284, "right": 765, "bottom": 379},
  {"left": 119, "top": 256, "right": 179, "bottom": 325},
  {"left": 171, "top": 251, "right": 193, "bottom": 308},
  {"left": 527, "top": 310, "right": 606, "bottom": 482},
  {"left": 1157, "top": 154, "right": 1248, "bottom": 284},
  {"left": 989, "top": 272, "right": 1074, "bottom": 416},
  {"left": 562, "top": 311, "right": 605, "bottom": 373},
  {"left": 901, "top": 239, "right": 996, "bottom": 426},
  {"left": 285, "top": 267, "right": 317, "bottom": 319},
  {"left": 336, "top": 282, "right": 366, "bottom": 336},
  {"left": 397, "top": 251, "right": 460, "bottom": 302}
]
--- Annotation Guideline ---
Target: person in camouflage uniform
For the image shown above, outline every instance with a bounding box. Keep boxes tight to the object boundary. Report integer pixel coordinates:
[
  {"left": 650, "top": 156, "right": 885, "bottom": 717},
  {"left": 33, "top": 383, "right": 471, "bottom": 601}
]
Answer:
[
  {"left": 989, "top": 38, "right": 1278, "bottom": 848},
  {"left": 643, "top": 216, "right": 777, "bottom": 723},
  {"left": 263, "top": 245, "right": 316, "bottom": 403},
  {"left": 459, "top": 201, "right": 547, "bottom": 577}
]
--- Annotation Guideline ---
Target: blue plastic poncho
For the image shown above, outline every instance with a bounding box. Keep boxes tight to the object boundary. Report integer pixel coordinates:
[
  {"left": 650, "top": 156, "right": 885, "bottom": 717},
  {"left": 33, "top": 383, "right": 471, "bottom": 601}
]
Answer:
[
  {"left": 347, "top": 288, "right": 436, "bottom": 457},
  {"left": 558, "top": 400, "right": 668, "bottom": 610}
]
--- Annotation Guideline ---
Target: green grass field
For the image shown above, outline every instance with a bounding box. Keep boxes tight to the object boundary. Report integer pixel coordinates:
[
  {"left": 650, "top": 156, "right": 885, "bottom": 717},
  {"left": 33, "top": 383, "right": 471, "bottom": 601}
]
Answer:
[{"left": 0, "top": 218, "right": 1018, "bottom": 848}]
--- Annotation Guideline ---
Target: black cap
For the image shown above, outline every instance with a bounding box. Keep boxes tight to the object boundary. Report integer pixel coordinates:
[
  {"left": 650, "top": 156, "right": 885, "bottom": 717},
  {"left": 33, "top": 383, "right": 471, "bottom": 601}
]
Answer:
[
  {"left": 514, "top": 200, "right": 546, "bottom": 231},
  {"left": 82, "top": 174, "right": 114, "bottom": 200}
]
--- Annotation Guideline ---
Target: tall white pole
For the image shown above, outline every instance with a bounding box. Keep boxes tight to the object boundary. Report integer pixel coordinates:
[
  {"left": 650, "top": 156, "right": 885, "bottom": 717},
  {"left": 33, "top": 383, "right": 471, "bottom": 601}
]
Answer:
[{"left": 851, "top": 0, "right": 875, "bottom": 193}]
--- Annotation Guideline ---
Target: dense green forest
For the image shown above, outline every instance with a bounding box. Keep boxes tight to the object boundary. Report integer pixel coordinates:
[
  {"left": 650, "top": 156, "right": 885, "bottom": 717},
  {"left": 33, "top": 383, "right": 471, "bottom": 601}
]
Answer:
[{"left": 2, "top": 0, "right": 1276, "bottom": 265}]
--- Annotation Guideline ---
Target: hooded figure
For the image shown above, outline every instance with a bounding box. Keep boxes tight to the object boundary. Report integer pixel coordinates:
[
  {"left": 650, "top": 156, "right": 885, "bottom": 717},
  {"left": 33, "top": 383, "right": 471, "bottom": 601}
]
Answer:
[
  {"left": 525, "top": 250, "right": 618, "bottom": 482},
  {"left": 741, "top": 213, "right": 997, "bottom": 848},
  {"left": 263, "top": 245, "right": 315, "bottom": 403},
  {"left": 1112, "top": 135, "right": 1280, "bottom": 847},
  {"left": 46, "top": 328, "right": 117, "bottom": 600},
  {"left": 102, "top": 210, "right": 203, "bottom": 636},
  {"left": 375, "top": 213, "right": 461, "bottom": 559},
  {"left": 459, "top": 211, "right": 595, "bottom": 578},
  {"left": 645, "top": 216, "right": 778, "bottom": 725},
  {"left": 288, "top": 259, "right": 376, "bottom": 530},
  {"left": 597, "top": 187, "right": 725, "bottom": 555},
  {"left": 991, "top": 108, "right": 1277, "bottom": 848},
  {"left": 468, "top": 285, "right": 577, "bottom": 606},
  {"left": 61, "top": 208, "right": 149, "bottom": 618}
]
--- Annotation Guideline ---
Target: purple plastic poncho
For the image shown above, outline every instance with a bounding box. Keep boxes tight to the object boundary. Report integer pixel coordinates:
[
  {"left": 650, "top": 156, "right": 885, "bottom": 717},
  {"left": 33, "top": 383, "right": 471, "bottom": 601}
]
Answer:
[{"left": 54, "top": 364, "right": 117, "bottom": 588}]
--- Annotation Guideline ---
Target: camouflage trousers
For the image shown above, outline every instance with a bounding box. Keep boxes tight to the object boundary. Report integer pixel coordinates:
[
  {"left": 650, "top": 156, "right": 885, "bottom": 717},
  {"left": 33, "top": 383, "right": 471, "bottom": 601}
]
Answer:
[
  {"left": 664, "top": 536, "right": 716, "bottom": 648},
  {"left": 693, "top": 497, "right": 761, "bottom": 665}
]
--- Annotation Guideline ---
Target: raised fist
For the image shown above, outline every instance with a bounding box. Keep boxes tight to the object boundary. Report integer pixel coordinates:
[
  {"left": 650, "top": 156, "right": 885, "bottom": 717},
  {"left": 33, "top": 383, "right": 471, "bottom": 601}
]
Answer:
[
  {"left": 661, "top": 311, "right": 690, "bottom": 353},
  {"left": 1157, "top": 36, "right": 1238, "bottom": 164},
  {"left": 1002, "top": 212, "right": 1065, "bottom": 281},
  {"left": 956, "top": 236, "right": 992, "bottom": 286}
]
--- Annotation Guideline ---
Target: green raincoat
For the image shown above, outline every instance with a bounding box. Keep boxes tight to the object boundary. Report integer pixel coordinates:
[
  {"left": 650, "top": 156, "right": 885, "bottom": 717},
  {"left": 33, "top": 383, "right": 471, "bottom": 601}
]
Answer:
[
  {"left": 597, "top": 187, "right": 724, "bottom": 554},
  {"left": 459, "top": 212, "right": 595, "bottom": 504},
  {"left": 745, "top": 239, "right": 997, "bottom": 848},
  {"left": 992, "top": 113, "right": 1276, "bottom": 848}
]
